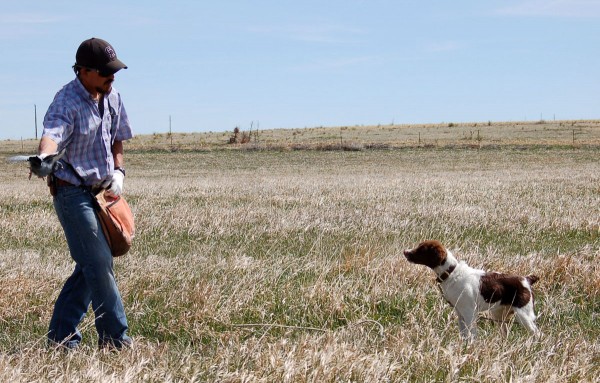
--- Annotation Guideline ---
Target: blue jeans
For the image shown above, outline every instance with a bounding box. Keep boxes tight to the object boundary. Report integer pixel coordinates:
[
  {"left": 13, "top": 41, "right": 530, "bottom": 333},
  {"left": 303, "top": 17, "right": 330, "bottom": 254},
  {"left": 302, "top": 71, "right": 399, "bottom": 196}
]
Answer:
[{"left": 48, "top": 185, "right": 129, "bottom": 348}]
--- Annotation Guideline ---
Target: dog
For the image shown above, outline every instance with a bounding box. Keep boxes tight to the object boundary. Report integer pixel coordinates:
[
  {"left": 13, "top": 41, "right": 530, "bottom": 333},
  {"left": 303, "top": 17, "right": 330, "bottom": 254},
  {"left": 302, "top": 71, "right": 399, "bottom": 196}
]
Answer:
[{"left": 404, "top": 240, "right": 540, "bottom": 341}]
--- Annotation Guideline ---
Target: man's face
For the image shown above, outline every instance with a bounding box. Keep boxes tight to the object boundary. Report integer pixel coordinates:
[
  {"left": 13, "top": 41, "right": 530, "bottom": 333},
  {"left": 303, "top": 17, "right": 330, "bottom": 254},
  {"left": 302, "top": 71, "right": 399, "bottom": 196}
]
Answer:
[{"left": 81, "top": 68, "right": 115, "bottom": 95}]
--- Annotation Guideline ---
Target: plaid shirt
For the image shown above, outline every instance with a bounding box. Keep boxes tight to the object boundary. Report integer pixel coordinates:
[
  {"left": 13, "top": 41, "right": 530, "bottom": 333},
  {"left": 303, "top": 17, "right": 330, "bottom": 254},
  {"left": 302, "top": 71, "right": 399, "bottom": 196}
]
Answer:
[{"left": 42, "top": 78, "right": 133, "bottom": 187}]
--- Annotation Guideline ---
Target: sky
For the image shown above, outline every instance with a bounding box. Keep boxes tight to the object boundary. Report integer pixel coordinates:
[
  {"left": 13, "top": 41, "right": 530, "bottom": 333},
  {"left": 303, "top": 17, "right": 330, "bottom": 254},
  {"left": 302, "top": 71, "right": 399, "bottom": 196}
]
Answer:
[{"left": 1, "top": 0, "right": 599, "bottom": 140}]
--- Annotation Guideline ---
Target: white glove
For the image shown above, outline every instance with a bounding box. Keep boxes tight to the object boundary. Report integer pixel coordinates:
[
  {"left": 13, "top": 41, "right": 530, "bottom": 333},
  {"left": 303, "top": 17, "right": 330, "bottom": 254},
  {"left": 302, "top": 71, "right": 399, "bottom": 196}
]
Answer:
[{"left": 105, "top": 170, "right": 125, "bottom": 197}]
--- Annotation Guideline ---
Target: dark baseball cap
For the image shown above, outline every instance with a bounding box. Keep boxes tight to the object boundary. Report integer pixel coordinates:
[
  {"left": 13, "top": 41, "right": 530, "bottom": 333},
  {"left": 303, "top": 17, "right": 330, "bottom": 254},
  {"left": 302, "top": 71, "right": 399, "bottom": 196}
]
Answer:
[{"left": 74, "top": 38, "right": 127, "bottom": 75}]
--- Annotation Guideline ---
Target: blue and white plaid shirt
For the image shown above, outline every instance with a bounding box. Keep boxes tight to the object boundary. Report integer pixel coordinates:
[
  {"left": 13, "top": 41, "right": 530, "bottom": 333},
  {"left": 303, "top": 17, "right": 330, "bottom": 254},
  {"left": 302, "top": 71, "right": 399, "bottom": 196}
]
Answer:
[{"left": 42, "top": 78, "right": 133, "bottom": 187}]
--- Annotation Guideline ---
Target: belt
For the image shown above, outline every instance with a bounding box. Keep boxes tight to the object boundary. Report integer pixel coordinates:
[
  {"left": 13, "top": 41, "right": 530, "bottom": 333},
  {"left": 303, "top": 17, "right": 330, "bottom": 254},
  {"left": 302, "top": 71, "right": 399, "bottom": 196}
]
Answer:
[
  {"left": 55, "top": 178, "right": 75, "bottom": 187},
  {"left": 54, "top": 178, "right": 104, "bottom": 194}
]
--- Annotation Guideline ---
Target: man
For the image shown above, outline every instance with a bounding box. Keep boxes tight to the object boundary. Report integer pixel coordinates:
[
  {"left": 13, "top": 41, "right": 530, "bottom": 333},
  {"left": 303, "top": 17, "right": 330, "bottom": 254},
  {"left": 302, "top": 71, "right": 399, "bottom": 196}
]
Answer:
[{"left": 34, "top": 37, "right": 133, "bottom": 350}]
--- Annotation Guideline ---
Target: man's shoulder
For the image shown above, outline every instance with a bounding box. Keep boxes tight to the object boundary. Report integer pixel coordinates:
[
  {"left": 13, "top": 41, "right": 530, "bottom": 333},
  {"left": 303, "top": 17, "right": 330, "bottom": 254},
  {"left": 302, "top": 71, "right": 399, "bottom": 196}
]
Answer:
[
  {"left": 55, "top": 77, "right": 85, "bottom": 95},
  {"left": 51, "top": 79, "right": 87, "bottom": 107}
]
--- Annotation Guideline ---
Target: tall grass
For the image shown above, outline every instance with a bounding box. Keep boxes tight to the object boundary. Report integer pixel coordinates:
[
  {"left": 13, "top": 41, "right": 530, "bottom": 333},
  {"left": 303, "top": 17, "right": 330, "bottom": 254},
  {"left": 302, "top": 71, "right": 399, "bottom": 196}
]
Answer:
[{"left": 1, "top": 146, "right": 599, "bottom": 382}]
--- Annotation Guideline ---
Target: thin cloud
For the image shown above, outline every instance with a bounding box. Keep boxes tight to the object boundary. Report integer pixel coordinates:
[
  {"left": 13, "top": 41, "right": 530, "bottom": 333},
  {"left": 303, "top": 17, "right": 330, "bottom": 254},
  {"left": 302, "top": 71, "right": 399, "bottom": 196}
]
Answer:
[
  {"left": 0, "top": 12, "right": 67, "bottom": 39},
  {"left": 0, "top": 12, "right": 66, "bottom": 24},
  {"left": 314, "top": 55, "right": 379, "bottom": 68},
  {"left": 289, "top": 55, "right": 381, "bottom": 72},
  {"left": 495, "top": 0, "right": 600, "bottom": 18},
  {"left": 424, "top": 41, "right": 463, "bottom": 53},
  {"left": 248, "top": 24, "right": 365, "bottom": 44}
]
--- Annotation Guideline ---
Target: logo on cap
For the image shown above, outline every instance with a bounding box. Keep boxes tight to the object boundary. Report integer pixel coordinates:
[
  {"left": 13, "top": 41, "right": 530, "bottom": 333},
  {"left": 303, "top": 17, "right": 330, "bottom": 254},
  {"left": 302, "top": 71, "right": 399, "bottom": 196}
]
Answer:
[{"left": 105, "top": 46, "right": 117, "bottom": 61}]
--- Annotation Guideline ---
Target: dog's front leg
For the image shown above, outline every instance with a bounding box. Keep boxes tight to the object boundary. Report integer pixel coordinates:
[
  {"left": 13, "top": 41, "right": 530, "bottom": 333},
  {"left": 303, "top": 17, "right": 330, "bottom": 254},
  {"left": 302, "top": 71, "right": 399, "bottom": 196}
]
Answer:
[
  {"left": 457, "top": 314, "right": 470, "bottom": 339},
  {"left": 457, "top": 308, "right": 477, "bottom": 342},
  {"left": 514, "top": 307, "right": 541, "bottom": 336}
]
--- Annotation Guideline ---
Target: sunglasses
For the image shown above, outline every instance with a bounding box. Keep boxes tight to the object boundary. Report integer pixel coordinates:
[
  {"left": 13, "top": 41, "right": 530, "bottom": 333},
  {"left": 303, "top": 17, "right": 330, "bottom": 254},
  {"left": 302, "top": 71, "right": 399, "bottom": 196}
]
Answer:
[
  {"left": 74, "top": 65, "right": 113, "bottom": 77},
  {"left": 89, "top": 67, "right": 114, "bottom": 77}
]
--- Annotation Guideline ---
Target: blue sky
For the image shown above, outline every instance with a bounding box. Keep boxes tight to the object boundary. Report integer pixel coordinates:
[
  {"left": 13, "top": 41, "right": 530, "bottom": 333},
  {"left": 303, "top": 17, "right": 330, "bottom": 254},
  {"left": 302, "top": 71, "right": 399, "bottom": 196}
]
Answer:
[{"left": 1, "top": 0, "right": 599, "bottom": 140}]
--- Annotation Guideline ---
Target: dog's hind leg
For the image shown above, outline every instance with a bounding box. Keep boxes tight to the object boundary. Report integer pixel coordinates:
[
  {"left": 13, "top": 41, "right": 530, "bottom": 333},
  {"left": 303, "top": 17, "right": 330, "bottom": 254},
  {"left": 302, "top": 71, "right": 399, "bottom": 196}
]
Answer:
[{"left": 489, "top": 306, "right": 513, "bottom": 337}]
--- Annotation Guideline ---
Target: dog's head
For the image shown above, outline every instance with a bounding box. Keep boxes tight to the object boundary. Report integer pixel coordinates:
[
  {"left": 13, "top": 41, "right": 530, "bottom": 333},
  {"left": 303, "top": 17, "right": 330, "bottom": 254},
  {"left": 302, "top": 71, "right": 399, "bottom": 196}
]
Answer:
[{"left": 403, "top": 240, "right": 448, "bottom": 269}]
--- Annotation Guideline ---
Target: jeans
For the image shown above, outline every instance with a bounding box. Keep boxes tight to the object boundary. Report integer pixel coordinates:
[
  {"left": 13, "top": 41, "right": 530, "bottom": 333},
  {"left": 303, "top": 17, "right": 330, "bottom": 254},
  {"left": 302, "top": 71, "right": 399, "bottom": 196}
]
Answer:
[{"left": 48, "top": 185, "right": 129, "bottom": 348}]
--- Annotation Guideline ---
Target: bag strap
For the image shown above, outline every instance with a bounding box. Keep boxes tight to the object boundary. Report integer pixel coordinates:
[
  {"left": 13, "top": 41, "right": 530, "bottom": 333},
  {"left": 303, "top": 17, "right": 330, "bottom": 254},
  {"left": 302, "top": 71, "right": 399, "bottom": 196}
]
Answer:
[
  {"left": 105, "top": 95, "right": 118, "bottom": 146},
  {"left": 99, "top": 95, "right": 105, "bottom": 119}
]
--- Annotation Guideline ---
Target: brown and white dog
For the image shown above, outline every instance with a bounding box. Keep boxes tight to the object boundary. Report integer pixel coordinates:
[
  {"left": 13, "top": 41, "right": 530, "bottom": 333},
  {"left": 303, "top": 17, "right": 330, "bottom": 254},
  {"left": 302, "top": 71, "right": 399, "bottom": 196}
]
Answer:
[{"left": 404, "top": 240, "right": 540, "bottom": 341}]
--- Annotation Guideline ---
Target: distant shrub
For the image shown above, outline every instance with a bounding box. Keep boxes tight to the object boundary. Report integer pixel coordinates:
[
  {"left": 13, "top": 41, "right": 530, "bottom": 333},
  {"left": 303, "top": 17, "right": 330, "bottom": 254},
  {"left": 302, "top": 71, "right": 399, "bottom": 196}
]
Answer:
[{"left": 228, "top": 127, "right": 251, "bottom": 144}]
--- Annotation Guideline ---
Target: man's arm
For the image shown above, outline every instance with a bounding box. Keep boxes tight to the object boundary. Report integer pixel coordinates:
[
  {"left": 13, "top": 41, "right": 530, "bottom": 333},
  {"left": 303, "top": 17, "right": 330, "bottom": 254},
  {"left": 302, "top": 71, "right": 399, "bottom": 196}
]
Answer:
[
  {"left": 38, "top": 136, "right": 58, "bottom": 156},
  {"left": 106, "top": 140, "right": 126, "bottom": 197},
  {"left": 112, "top": 140, "right": 124, "bottom": 169}
]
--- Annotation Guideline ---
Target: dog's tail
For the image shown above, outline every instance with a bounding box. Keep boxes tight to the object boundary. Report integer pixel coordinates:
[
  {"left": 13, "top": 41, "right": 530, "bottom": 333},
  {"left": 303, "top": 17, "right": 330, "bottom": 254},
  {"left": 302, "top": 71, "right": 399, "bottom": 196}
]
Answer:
[{"left": 526, "top": 275, "right": 540, "bottom": 285}]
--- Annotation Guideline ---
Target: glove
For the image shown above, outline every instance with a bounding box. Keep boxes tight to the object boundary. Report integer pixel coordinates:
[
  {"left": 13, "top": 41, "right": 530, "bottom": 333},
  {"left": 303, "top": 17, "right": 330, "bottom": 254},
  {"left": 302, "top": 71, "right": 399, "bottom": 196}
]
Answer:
[
  {"left": 28, "top": 150, "right": 65, "bottom": 178},
  {"left": 105, "top": 169, "right": 125, "bottom": 197}
]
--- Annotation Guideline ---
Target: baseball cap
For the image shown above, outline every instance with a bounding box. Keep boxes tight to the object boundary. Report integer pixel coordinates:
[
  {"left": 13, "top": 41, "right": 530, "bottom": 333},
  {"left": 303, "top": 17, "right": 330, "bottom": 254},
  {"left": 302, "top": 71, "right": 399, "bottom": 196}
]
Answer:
[{"left": 74, "top": 38, "right": 127, "bottom": 75}]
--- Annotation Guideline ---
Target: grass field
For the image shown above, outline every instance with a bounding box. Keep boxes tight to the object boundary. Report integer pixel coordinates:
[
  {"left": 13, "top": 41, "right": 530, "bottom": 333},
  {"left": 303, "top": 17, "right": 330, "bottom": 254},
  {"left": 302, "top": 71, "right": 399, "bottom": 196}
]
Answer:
[{"left": 1, "top": 121, "right": 599, "bottom": 382}]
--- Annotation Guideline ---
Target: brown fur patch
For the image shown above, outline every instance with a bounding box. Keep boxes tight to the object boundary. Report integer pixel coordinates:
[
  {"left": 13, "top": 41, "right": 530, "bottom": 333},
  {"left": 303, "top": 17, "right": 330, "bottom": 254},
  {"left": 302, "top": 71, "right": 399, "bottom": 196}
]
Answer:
[{"left": 480, "top": 273, "right": 532, "bottom": 308}]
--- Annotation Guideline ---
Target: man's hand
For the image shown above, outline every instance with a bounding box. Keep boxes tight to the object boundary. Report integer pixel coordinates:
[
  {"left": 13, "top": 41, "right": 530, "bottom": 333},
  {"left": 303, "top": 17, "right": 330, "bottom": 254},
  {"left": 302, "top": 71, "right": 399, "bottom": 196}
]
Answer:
[
  {"left": 105, "top": 169, "right": 125, "bottom": 197},
  {"left": 28, "top": 149, "right": 66, "bottom": 178}
]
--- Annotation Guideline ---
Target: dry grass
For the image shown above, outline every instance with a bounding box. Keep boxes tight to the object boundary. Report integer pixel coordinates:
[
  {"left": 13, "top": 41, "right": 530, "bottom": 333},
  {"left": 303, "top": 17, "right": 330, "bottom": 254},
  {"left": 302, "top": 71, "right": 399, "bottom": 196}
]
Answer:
[
  {"left": 1, "top": 123, "right": 599, "bottom": 382},
  {"left": 3, "top": 119, "right": 600, "bottom": 154}
]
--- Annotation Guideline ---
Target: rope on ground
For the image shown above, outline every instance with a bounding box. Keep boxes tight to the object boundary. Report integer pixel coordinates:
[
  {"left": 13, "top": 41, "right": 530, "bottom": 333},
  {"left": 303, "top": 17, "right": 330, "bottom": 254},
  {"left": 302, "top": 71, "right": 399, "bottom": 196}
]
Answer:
[{"left": 231, "top": 319, "right": 385, "bottom": 338}]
